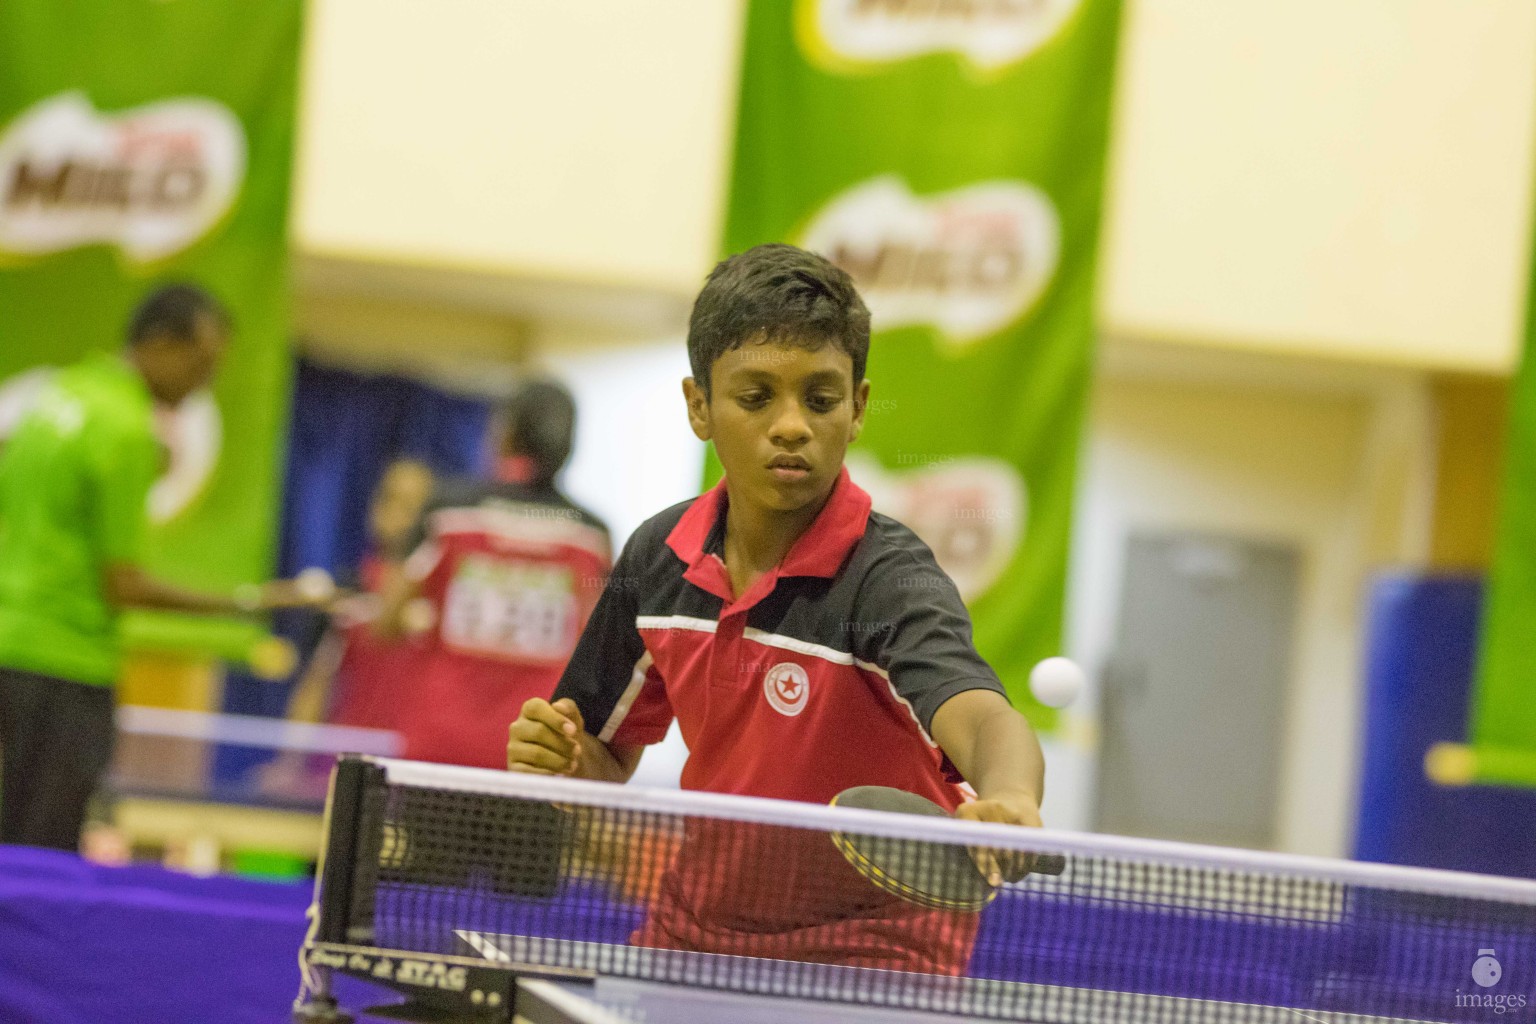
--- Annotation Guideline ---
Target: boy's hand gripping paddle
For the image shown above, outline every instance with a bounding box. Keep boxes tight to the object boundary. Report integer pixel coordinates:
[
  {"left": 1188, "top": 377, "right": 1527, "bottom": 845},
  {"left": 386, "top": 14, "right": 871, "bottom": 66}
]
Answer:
[{"left": 830, "top": 786, "right": 1066, "bottom": 912}]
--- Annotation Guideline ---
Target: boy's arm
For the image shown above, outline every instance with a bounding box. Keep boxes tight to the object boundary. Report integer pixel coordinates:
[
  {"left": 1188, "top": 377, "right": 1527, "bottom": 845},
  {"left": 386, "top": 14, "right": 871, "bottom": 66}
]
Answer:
[
  {"left": 855, "top": 543, "right": 1038, "bottom": 804},
  {"left": 930, "top": 688, "right": 1044, "bottom": 823},
  {"left": 103, "top": 563, "right": 249, "bottom": 614},
  {"left": 931, "top": 688, "right": 1046, "bottom": 886},
  {"left": 852, "top": 539, "right": 1044, "bottom": 881}
]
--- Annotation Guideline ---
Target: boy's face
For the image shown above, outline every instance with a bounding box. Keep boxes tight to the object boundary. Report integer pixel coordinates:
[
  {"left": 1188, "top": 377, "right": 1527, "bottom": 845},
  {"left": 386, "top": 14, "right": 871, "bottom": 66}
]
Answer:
[{"left": 684, "top": 339, "right": 869, "bottom": 514}]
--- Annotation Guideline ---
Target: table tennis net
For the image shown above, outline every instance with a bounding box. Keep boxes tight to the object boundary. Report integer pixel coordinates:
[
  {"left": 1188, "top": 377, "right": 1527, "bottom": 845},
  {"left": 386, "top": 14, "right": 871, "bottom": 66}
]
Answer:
[{"left": 309, "top": 757, "right": 1536, "bottom": 1023}]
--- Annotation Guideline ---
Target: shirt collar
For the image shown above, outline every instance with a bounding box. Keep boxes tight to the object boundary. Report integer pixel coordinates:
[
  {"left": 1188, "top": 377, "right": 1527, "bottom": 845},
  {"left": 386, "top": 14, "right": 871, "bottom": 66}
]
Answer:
[{"left": 666, "top": 465, "right": 872, "bottom": 603}]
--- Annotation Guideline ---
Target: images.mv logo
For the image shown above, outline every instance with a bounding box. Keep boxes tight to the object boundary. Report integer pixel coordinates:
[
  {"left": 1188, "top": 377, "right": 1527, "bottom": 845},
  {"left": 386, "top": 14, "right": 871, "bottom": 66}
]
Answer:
[{"left": 1456, "top": 949, "right": 1528, "bottom": 1015}]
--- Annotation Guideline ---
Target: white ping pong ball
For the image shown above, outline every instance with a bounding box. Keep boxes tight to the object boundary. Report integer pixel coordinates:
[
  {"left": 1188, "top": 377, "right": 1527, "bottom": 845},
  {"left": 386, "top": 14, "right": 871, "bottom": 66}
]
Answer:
[
  {"left": 1029, "top": 657, "right": 1085, "bottom": 708},
  {"left": 296, "top": 567, "right": 335, "bottom": 602}
]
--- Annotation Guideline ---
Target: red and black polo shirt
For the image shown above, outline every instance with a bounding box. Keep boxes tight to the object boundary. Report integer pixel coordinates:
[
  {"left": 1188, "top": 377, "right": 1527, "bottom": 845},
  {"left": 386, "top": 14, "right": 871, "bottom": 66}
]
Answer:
[{"left": 555, "top": 464, "right": 1005, "bottom": 810}]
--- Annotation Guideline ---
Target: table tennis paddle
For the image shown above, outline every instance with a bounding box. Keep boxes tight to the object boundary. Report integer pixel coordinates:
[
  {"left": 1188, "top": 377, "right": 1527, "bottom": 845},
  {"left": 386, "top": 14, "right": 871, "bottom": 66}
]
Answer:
[{"left": 829, "top": 786, "right": 1066, "bottom": 913}]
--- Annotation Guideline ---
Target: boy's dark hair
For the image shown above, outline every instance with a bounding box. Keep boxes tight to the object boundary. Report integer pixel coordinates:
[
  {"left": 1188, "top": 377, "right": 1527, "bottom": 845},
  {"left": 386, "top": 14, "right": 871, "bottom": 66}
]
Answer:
[
  {"left": 127, "top": 283, "right": 231, "bottom": 346},
  {"left": 501, "top": 376, "right": 577, "bottom": 486},
  {"left": 687, "top": 243, "right": 870, "bottom": 396}
]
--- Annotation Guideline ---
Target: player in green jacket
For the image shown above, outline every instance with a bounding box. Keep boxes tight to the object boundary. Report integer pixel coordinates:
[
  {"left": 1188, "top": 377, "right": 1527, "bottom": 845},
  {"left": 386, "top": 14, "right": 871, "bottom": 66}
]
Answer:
[{"left": 0, "top": 283, "right": 318, "bottom": 851}]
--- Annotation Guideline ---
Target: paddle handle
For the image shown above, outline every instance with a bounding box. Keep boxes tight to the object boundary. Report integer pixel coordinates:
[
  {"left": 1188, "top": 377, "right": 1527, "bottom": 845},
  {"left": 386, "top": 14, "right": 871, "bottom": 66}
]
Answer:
[{"left": 1031, "top": 853, "right": 1067, "bottom": 876}]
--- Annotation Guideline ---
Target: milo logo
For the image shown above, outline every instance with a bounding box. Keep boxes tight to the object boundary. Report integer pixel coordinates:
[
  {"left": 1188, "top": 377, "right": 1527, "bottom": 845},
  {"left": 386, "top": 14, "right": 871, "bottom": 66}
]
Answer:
[
  {"left": 802, "top": 176, "right": 1059, "bottom": 345},
  {"left": 0, "top": 91, "right": 245, "bottom": 262},
  {"left": 846, "top": 452, "right": 1026, "bottom": 600},
  {"left": 798, "top": 0, "right": 1083, "bottom": 72}
]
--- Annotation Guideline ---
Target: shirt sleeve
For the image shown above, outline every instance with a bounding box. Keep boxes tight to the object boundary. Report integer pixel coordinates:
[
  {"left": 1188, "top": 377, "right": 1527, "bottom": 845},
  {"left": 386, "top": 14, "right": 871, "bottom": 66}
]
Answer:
[
  {"left": 852, "top": 543, "right": 1007, "bottom": 735},
  {"left": 553, "top": 530, "right": 672, "bottom": 746},
  {"left": 90, "top": 423, "right": 160, "bottom": 565}
]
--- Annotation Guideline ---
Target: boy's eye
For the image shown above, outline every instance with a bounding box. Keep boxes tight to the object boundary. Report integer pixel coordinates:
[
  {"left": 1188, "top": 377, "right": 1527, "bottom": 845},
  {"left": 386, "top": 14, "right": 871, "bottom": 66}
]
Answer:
[
  {"left": 738, "top": 391, "right": 769, "bottom": 407},
  {"left": 807, "top": 394, "right": 840, "bottom": 412}
]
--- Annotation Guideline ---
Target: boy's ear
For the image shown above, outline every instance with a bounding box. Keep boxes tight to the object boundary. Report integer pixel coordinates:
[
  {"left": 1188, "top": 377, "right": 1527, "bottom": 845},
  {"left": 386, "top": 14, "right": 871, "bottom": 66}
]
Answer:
[
  {"left": 682, "top": 377, "right": 712, "bottom": 442},
  {"left": 850, "top": 379, "right": 871, "bottom": 443}
]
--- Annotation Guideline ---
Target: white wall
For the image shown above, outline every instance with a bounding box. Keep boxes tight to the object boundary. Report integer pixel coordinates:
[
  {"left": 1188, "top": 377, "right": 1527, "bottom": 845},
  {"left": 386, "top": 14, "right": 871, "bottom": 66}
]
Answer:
[
  {"left": 538, "top": 329, "right": 705, "bottom": 553},
  {"left": 1099, "top": 0, "right": 1536, "bottom": 372},
  {"left": 294, "top": 0, "right": 745, "bottom": 293},
  {"left": 1060, "top": 344, "right": 1436, "bottom": 855}
]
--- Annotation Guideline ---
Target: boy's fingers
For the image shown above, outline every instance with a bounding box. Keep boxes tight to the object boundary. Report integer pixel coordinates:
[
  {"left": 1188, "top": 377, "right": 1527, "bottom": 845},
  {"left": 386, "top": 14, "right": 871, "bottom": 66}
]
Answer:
[
  {"left": 507, "top": 740, "right": 578, "bottom": 774},
  {"left": 967, "top": 846, "right": 1004, "bottom": 889},
  {"left": 956, "top": 800, "right": 1035, "bottom": 885},
  {"left": 522, "top": 698, "right": 572, "bottom": 734},
  {"left": 508, "top": 715, "right": 576, "bottom": 755},
  {"left": 550, "top": 697, "right": 584, "bottom": 735},
  {"left": 507, "top": 720, "right": 581, "bottom": 779},
  {"left": 508, "top": 698, "right": 587, "bottom": 774},
  {"left": 998, "top": 850, "right": 1035, "bottom": 883},
  {"left": 523, "top": 696, "right": 581, "bottom": 738}
]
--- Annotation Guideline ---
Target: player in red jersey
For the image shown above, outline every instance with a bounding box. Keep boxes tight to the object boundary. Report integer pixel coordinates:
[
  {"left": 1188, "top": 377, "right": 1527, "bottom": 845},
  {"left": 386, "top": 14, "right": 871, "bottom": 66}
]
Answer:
[
  {"left": 387, "top": 380, "right": 610, "bottom": 770},
  {"left": 507, "top": 246, "right": 1044, "bottom": 973}
]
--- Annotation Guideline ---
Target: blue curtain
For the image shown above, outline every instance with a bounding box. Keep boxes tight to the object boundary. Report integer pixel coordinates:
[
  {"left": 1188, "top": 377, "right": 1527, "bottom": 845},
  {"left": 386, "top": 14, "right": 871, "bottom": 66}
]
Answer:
[
  {"left": 1354, "top": 574, "right": 1536, "bottom": 878},
  {"left": 219, "top": 357, "right": 494, "bottom": 728},
  {"left": 277, "top": 358, "right": 493, "bottom": 580}
]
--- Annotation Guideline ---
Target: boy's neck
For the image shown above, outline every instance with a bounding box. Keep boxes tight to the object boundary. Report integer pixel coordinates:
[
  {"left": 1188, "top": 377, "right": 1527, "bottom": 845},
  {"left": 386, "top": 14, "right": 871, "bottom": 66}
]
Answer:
[{"left": 720, "top": 486, "right": 827, "bottom": 592}]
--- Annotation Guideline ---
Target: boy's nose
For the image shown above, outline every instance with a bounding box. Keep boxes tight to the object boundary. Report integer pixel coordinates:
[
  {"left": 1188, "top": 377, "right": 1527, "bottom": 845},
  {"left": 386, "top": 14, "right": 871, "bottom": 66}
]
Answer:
[{"left": 769, "top": 403, "right": 811, "bottom": 443}]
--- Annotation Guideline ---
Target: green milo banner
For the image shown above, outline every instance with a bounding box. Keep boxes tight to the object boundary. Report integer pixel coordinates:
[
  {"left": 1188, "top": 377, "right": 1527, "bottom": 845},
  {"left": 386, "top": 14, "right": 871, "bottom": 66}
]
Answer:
[
  {"left": 1475, "top": 283, "right": 1536, "bottom": 765},
  {"left": 712, "top": 0, "right": 1123, "bottom": 724},
  {"left": 0, "top": 1, "right": 303, "bottom": 661}
]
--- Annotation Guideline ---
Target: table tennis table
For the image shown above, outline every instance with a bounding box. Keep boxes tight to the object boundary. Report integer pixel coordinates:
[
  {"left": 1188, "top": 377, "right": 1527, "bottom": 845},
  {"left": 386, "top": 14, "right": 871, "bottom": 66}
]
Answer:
[
  {"left": 510, "top": 973, "right": 1458, "bottom": 1024},
  {"left": 513, "top": 974, "right": 1026, "bottom": 1024},
  {"left": 294, "top": 756, "right": 1536, "bottom": 1024},
  {"left": 457, "top": 927, "right": 1429, "bottom": 1024}
]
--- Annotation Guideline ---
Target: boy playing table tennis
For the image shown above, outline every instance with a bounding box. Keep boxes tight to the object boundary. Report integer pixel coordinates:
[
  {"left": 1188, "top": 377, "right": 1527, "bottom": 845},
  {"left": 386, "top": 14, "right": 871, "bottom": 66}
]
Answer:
[{"left": 507, "top": 243, "right": 1045, "bottom": 974}]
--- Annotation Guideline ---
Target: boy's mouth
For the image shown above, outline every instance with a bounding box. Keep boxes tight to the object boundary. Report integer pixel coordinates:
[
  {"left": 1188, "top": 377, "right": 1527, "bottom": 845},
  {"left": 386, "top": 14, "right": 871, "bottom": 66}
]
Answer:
[{"left": 768, "top": 454, "right": 812, "bottom": 483}]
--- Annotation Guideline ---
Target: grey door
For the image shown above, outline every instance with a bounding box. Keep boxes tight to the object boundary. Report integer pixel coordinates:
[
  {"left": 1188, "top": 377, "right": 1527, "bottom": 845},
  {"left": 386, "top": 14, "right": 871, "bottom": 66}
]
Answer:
[{"left": 1093, "top": 532, "right": 1300, "bottom": 848}]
